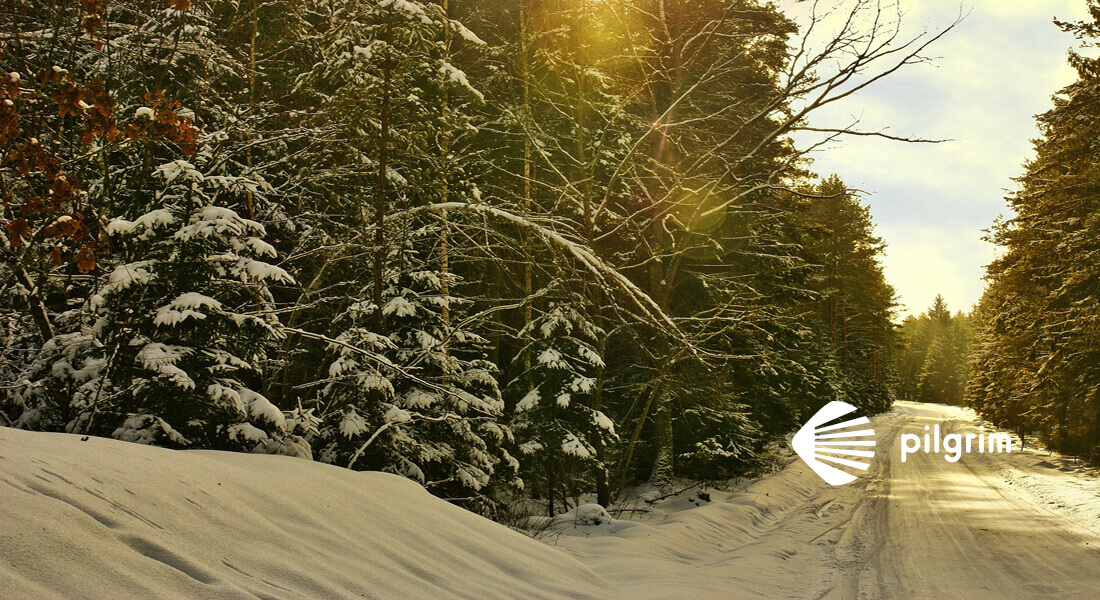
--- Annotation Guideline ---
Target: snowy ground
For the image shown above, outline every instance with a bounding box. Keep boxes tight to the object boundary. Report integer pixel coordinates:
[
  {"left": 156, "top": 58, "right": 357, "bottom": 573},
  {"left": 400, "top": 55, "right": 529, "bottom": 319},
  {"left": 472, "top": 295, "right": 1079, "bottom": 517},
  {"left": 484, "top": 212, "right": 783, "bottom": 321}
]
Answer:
[
  {"left": 3, "top": 402, "right": 1099, "bottom": 598},
  {"left": 0, "top": 428, "right": 608, "bottom": 599},
  {"left": 827, "top": 402, "right": 1100, "bottom": 599},
  {"left": 543, "top": 401, "right": 1100, "bottom": 599}
]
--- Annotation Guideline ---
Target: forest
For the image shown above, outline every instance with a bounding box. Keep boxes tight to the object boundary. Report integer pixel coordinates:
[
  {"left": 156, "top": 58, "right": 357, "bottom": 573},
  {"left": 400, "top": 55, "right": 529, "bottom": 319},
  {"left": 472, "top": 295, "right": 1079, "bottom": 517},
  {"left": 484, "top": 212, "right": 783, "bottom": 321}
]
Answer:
[
  {"left": 896, "top": 295, "right": 971, "bottom": 409},
  {"left": 0, "top": 0, "right": 981, "bottom": 520},
  {"left": 966, "top": 2, "right": 1100, "bottom": 463}
]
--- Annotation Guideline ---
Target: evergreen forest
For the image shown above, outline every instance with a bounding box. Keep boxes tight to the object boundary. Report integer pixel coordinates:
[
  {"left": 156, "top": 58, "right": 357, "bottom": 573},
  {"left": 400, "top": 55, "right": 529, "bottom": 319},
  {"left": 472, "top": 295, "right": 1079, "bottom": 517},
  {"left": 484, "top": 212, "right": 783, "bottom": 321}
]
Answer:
[{"left": 4, "top": 0, "right": 1097, "bottom": 523}]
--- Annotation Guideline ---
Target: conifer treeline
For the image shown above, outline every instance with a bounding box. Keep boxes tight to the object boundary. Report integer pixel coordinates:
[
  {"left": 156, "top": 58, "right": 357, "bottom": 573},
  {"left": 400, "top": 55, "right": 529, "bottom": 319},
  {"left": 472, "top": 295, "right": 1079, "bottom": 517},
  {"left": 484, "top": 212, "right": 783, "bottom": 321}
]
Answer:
[
  {"left": 1, "top": 0, "right": 910, "bottom": 514},
  {"left": 969, "top": 2, "right": 1100, "bottom": 462},
  {"left": 896, "top": 295, "right": 971, "bottom": 407}
]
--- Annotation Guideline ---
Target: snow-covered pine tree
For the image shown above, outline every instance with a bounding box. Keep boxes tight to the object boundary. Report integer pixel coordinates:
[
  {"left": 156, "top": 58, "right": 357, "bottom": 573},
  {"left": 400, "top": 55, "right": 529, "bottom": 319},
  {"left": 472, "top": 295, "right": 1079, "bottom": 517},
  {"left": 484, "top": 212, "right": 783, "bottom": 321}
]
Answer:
[
  {"left": 15, "top": 158, "right": 310, "bottom": 456},
  {"left": 317, "top": 228, "right": 518, "bottom": 512},
  {"left": 970, "top": 3, "right": 1100, "bottom": 460},
  {"left": 294, "top": 0, "right": 517, "bottom": 511},
  {"left": 665, "top": 359, "right": 763, "bottom": 481},
  {"left": 509, "top": 301, "right": 614, "bottom": 515}
]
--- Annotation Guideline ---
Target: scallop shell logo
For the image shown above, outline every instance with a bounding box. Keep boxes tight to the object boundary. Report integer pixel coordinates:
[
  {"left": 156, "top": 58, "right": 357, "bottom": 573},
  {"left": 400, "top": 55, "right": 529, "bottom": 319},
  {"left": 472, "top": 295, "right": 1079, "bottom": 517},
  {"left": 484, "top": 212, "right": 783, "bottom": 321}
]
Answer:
[{"left": 792, "top": 401, "right": 876, "bottom": 486}]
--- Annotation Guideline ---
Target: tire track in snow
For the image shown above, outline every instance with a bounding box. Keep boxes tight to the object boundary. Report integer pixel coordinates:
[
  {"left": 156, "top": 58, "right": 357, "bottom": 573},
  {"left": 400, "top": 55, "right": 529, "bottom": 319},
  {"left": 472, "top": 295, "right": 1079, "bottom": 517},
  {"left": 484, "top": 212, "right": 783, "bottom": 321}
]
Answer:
[{"left": 830, "top": 402, "right": 1100, "bottom": 600}]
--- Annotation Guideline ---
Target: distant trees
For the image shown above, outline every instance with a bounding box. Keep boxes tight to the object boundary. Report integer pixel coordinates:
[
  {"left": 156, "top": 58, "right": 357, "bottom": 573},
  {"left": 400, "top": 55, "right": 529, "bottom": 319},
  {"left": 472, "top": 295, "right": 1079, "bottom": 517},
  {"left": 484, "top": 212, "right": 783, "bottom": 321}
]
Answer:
[
  {"left": 969, "top": 1, "right": 1100, "bottom": 462},
  {"left": 1, "top": 0, "right": 944, "bottom": 516},
  {"left": 897, "top": 295, "right": 971, "bottom": 406}
]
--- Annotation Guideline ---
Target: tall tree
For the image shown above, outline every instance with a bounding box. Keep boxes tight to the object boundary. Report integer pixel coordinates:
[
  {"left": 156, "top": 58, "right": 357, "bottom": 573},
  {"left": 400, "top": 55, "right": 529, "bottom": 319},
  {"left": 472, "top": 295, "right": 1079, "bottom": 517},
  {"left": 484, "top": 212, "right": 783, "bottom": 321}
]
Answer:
[
  {"left": 801, "top": 175, "right": 897, "bottom": 413},
  {"left": 970, "top": 1, "right": 1100, "bottom": 460},
  {"left": 897, "top": 295, "right": 971, "bottom": 407}
]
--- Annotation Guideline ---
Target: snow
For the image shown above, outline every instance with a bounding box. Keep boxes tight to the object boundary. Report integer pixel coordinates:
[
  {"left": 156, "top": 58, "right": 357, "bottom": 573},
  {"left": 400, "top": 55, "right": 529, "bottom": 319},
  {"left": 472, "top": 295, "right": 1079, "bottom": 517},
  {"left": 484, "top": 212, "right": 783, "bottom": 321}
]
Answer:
[
  {"left": 207, "top": 383, "right": 247, "bottom": 414},
  {"left": 556, "top": 503, "right": 613, "bottom": 526},
  {"left": 515, "top": 388, "right": 539, "bottom": 412},
  {"left": 382, "top": 296, "right": 416, "bottom": 317},
  {"left": 593, "top": 410, "right": 615, "bottom": 433},
  {"left": 227, "top": 422, "right": 268, "bottom": 442},
  {"left": 239, "top": 388, "right": 285, "bottom": 428},
  {"left": 378, "top": 0, "right": 425, "bottom": 16},
  {"left": 241, "top": 258, "right": 293, "bottom": 283},
  {"left": 156, "top": 160, "right": 202, "bottom": 184},
  {"left": 560, "top": 432, "right": 590, "bottom": 458},
  {"left": 0, "top": 427, "right": 608, "bottom": 599},
  {"left": 174, "top": 206, "right": 267, "bottom": 242},
  {"left": 339, "top": 410, "right": 369, "bottom": 438},
  {"left": 577, "top": 344, "right": 604, "bottom": 367},
  {"left": 245, "top": 236, "right": 276, "bottom": 257},
  {"left": 540, "top": 402, "right": 1100, "bottom": 598},
  {"left": 414, "top": 329, "right": 440, "bottom": 349},
  {"left": 101, "top": 262, "right": 153, "bottom": 295},
  {"left": 502, "top": 449, "right": 520, "bottom": 472},
  {"left": 456, "top": 467, "right": 487, "bottom": 490},
  {"left": 540, "top": 313, "right": 569, "bottom": 337},
  {"left": 3, "top": 403, "right": 1098, "bottom": 598},
  {"left": 153, "top": 293, "right": 222, "bottom": 326},
  {"left": 458, "top": 367, "right": 496, "bottom": 388},
  {"left": 571, "top": 376, "right": 596, "bottom": 393},
  {"left": 404, "top": 388, "right": 437, "bottom": 408},
  {"left": 135, "top": 343, "right": 195, "bottom": 390},
  {"left": 383, "top": 405, "right": 412, "bottom": 424},
  {"left": 440, "top": 62, "right": 484, "bottom": 102},
  {"left": 537, "top": 348, "right": 566, "bottom": 368},
  {"left": 106, "top": 209, "right": 175, "bottom": 237},
  {"left": 168, "top": 292, "right": 221, "bottom": 312},
  {"left": 355, "top": 372, "right": 393, "bottom": 394},
  {"left": 450, "top": 21, "right": 485, "bottom": 46},
  {"left": 113, "top": 415, "right": 191, "bottom": 446}
]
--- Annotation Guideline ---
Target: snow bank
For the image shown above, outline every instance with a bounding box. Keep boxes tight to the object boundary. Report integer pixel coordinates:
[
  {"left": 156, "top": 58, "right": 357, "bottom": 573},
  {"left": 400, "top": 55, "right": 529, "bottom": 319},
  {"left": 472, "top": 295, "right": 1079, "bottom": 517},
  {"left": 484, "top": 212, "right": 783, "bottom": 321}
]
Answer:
[
  {"left": 547, "top": 466, "right": 844, "bottom": 599},
  {"left": 5, "top": 404, "right": 1096, "bottom": 599},
  {"left": 0, "top": 427, "right": 608, "bottom": 599},
  {"left": 542, "top": 404, "right": 1100, "bottom": 599},
  {"left": 942, "top": 403, "right": 1100, "bottom": 537},
  {"left": 556, "top": 503, "right": 612, "bottom": 526}
]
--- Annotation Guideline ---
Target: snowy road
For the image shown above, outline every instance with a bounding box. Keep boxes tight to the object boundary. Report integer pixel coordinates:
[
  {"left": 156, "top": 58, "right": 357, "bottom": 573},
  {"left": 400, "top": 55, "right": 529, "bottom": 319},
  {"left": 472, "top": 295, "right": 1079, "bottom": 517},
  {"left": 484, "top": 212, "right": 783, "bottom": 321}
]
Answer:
[
  {"left": 555, "top": 401, "right": 1100, "bottom": 599},
  {"left": 830, "top": 401, "right": 1100, "bottom": 600}
]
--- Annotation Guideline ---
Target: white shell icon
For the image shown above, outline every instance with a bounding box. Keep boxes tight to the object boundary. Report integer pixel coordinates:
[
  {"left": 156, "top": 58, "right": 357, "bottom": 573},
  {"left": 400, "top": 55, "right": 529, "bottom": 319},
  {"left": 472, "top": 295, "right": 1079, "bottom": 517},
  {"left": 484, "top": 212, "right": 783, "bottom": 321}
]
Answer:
[{"left": 792, "top": 401, "right": 876, "bottom": 486}]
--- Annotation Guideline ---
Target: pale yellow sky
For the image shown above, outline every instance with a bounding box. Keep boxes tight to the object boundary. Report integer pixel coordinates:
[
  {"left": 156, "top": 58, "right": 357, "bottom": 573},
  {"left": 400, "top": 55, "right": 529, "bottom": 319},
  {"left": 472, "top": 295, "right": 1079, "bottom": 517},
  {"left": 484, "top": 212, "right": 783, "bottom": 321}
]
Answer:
[{"left": 781, "top": 0, "right": 1089, "bottom": 317}]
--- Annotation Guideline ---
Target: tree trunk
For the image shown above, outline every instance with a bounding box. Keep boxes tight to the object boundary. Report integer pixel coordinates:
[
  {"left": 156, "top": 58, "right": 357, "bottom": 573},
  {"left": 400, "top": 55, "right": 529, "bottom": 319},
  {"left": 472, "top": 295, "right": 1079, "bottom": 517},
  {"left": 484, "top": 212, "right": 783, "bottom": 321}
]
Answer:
[
  {"left": 546, "top": 460, "right": 556, "bottom": 517},
  {"left": 643, "top": 0, "right": 683, "bottom": 489},
  {"left": 439, "top": 0, "right": 452, "bottom": 366},
  {"left": 520, "top": 0, "right": 534, "bottom": 373},
  {"left": 649, "top": 386, "right": 674, "bottom": 487},
  {"left": 371, "top": 21, "right": 393, "bottom": 330},
  {"left": 8, "top": 261, "right": 53, "bottom": 342},
  {"left": 592, "top": 336, "right": 610, "bottom": 506}
]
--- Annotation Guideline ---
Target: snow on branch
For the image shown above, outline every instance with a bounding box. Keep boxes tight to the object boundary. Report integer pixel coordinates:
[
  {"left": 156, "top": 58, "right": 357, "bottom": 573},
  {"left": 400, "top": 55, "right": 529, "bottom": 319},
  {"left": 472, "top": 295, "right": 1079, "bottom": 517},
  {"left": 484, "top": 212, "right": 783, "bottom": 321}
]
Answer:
[{"left": 393, "top": 202, "right": 691, "bottom": 347}]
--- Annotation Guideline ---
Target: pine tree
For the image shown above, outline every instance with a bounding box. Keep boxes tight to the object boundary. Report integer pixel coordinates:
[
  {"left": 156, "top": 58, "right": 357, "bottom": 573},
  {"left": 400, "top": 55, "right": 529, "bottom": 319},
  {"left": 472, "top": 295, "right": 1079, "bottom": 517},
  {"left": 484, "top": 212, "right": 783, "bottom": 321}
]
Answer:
[
  {"left": 16, "top": 159, "right": 307, "bottom": 454},
  {"left": 970, "top": 1, "right": 1100, "bottom": 460},
  {"left": 509, "top": 301, "right": 613, "bottom": 515},
  {"left": 316, "top": 230, "right": 517, "bottom": 512},
  {"left": 801, "top": 175, "right": 897, "bottom": 413},
  {"left": 0, "top": 0, "right": 964, "bottom": 516},
  {"left": 896, "top": 296, "right": 971, "bottom": 407}
]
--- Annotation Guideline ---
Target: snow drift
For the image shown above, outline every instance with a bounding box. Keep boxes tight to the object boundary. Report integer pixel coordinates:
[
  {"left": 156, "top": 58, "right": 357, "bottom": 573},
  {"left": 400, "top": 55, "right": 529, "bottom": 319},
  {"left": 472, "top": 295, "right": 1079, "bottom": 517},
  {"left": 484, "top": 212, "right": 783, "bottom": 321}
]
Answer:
[
  {"left": 0, "top": 427, "right": 608, "bottom": 599},
  {"left": 5, "top": 404, "right": 1098, "bottom": 599}
]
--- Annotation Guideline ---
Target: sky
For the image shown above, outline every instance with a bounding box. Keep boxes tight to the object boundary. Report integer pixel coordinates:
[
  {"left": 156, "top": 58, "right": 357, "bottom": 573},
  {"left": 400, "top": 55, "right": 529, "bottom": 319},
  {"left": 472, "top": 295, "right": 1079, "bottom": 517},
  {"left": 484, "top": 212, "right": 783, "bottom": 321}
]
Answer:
[{"left": 779, "top": 0, "right": 1091, "bottom": 317}]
